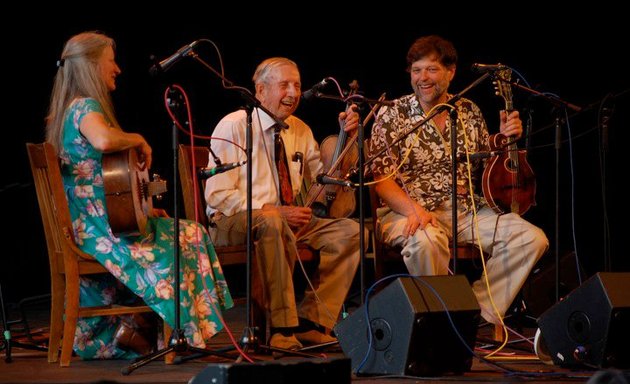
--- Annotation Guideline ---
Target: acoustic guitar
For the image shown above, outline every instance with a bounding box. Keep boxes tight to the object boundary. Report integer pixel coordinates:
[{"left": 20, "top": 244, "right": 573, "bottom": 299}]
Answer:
[
  {"left": 481, "top": 68, "right": 536, "bottom": 215},
  {"left": 102, "top": 149, "right": 167, "bottom": 234}
]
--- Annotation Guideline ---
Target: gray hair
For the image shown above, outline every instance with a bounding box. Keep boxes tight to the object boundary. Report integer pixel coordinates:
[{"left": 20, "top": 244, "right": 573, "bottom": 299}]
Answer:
[{"left": 252, "top": 57, "right": 298, "bottom": 85}]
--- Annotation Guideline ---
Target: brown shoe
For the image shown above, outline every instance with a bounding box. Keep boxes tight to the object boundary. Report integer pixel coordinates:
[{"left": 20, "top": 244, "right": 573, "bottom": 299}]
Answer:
[
  {"left": 269, "top": 332, "right": 303, "bottom": 350},
  {"left": 294, "top": 329, "right": 337, "bottom": 345},
  {"left": 113, "top": 315, "right": 156, "bottom": 355}
]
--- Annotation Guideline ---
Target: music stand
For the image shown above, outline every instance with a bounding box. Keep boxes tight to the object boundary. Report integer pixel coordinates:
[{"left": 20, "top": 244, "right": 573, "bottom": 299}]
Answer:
[{"left": 122, "top": 89, "right": 236, "bottom": 375}]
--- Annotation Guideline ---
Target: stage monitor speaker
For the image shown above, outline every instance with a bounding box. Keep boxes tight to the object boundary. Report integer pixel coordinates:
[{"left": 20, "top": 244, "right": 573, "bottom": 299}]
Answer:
[
  {"left": 334, "top": 275, "right": 480, "bottom": 377},
  {"left": 522, "top": 251, "right": 583, "bottom": 317},
  {"left": 538, "top": 272, "right": 630, "bottom": 369},
  {"left": 189, "top": 357, "right": 351, "bottom": 384}
]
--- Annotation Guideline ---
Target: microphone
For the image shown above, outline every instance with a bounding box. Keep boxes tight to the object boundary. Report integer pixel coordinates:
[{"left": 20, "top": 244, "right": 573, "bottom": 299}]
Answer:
[
  {"left": 198, "top": 160, "right": 246, "bottom": 179},
  {"left": 460, "top": 150, "right": 504, "bottom": 160},
  {"left": 150, "top": 40, "right": 199, "bottom": 75},
  {"left": 316, "top": 173, "right": 353, "bottom": 188},
  {"left": 471, "top": 63, "right": 508, "bottom": 73},
  {"left": 301, "top": 78, "right": 328, "bottom": 100}
]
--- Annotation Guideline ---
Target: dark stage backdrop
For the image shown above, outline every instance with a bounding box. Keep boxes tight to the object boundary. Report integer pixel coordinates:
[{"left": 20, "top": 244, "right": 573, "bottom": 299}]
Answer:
[{"left": 3, "top": 7, "right": 628, "bottom": 303}]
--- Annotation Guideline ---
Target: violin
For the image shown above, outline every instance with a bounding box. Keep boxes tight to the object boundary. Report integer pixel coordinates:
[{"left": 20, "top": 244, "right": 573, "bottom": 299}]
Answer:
[
  {"left": 481, "top": 68, "right": 536, "bottom": 215},
  {"left": 298, "top": 82, "right": 384, "bottom": 218},
  {"left": 302, "top": 81, "right": 360, "bottom": 218}
]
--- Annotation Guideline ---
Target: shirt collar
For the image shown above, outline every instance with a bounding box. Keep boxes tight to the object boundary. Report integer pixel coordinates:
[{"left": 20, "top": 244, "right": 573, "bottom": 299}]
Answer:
[{"left": 256, "top": 108, "right": 286, "bottom": 133}]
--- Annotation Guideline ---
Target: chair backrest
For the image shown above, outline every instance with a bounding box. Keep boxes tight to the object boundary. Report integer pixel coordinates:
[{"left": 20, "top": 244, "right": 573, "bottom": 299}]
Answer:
[
  {"left": 26, "top": 142, "right": 94, "bottom": 276},
  {"left": 178, "top": 144, "right": 253, "bottom": 266},
  {"left": 178, "top": 144, "right": 210, "bottom": 228}
]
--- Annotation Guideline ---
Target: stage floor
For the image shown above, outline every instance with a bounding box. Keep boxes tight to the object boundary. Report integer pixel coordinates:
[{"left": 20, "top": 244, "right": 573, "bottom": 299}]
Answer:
[{"left": 0, "top": 296, "right": 604, "bottom": 383}]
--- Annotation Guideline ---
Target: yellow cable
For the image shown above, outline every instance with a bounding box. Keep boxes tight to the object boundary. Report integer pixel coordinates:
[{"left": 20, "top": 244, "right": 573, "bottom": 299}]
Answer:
[{"left": 461, "top": 125, "right": 508, "bottom": 357}]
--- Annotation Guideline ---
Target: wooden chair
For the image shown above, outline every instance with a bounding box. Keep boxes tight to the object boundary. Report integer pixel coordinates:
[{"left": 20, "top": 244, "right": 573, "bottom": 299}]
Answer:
[
  {"left": 177, "top": 144, "right": 318, "bottom": 344},
  {"left": 26, "top": 142, "right": 169, "bottom": 367}
]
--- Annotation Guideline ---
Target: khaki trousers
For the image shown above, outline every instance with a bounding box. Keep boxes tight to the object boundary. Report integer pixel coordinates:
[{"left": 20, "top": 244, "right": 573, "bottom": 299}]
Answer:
[
  {"left": 378, "top": 199, "right": 548, "bottom": 324},
  {"left": 210, "top": 209, "right": 360, "bottom": 330}
]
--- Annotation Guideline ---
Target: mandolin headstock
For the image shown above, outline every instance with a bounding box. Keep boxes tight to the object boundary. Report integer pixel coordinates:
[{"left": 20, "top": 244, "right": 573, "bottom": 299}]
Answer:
[{"left": 492, "top": 66, "right": 513, "bottom": 111}]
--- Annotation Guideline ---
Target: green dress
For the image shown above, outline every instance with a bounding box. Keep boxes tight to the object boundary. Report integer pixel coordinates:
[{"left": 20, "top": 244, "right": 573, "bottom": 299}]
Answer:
[{"left": 59, "top": 97, "right": 233, "bottom": 359}]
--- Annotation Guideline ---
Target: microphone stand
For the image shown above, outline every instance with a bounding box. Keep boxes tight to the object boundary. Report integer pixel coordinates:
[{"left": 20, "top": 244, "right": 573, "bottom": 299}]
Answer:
[
  {"left": 449, "top": 106, "right": 459, "bottom": 274},
  {"left": 1, "top": 183, "right": 49, "bottom": 362},
  {"left": 554, "top": 114, "right": 562, "bottom": 303},
  {"left": 358, "top": 119, "right": 366, "bottom": 305},
  {"left": 309, "top": 92, "right": 393, "bottom": 305},
  {"left": 122, "top": 90, "right": 236, "bottom": 375},
  {"left": 493, "top": 74, "right": 584, "bottom": 303},
  {"left": 0, "top": 283, "right": 48, "bottom": 363}
]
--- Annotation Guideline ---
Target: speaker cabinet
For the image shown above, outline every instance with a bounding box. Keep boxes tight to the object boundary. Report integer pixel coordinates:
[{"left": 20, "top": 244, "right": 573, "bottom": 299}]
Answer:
[
  {"left": 522, "top": 251, "right": 583, "bottom": 317},
  {"left": 538, "top": 272, "right": 630, "bottom": 368},
  {"left": 334, "top": 276, "right": 480, "bottom": 376}
]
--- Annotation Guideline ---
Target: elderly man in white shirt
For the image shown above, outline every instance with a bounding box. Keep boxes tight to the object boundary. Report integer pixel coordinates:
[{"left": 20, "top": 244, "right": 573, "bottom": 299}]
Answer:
[{"left": 205, "top": 57, "right": 360, "bottom": 352}]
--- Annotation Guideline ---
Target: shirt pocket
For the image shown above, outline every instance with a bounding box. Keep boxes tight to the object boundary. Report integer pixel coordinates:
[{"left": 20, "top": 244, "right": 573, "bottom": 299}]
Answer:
[{"left": 289, "top": 161, "right": 303, "bottom": 196}]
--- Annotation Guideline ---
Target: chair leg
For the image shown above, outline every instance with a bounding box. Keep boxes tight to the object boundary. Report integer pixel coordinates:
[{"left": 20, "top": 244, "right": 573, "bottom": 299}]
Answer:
[
  {"left": 60, "top": 275, "right": 81, "bottom": 367},
  {"left": 47, "top": 277, "right": 65, "bottom": 363},
  {"left": 59, "top": 313, "right": 77, "bottom": 367}
]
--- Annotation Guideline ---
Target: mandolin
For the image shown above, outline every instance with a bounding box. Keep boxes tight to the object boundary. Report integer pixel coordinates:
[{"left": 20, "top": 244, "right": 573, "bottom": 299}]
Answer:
[
  {"left": 481, "top": 68, "right": 536, "bottom": 215},
  {"left": 102, "top": 149, "right": 167, "bottom": 234}
]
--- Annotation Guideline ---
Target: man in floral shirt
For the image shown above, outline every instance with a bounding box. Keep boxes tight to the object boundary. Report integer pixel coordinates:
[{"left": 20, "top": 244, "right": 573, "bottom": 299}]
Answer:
[{"left": 368, "top": 35, "right": 548, "bottom": 325}]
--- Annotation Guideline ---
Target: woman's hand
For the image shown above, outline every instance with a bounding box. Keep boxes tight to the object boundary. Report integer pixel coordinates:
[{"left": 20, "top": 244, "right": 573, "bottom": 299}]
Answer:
[{"left": 136, "top": 139, "right": 153, "bottom": 170}]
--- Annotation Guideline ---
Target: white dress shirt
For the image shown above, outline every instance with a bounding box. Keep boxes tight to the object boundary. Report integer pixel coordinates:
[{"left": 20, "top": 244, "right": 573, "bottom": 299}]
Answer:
[{"left": 205, "top": 108, "right": 323, "bottom": 217}]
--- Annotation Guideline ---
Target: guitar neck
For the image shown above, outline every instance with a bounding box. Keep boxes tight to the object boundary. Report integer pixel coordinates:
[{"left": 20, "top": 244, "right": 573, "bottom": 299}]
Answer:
[{"left": 147, "top": 180, "right": 168, "bottom": 198}]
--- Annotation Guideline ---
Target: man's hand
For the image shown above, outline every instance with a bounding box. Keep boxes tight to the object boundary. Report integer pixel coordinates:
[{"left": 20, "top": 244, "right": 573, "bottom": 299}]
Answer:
[
  {"left": 403, "top": 203, "right": 437, "bottom": 238},
  {"left": 338, "top": 104, "right": 359, "bottom": 133},
  {"left": 499, "top": 110, "right": 522, "bottom": 138},
  {"left": 262, "top": 204, "right": 312, "bottom": 229}
]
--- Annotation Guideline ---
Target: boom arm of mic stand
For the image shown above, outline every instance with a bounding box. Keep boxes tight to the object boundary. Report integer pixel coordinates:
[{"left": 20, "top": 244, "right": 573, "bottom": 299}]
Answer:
[
  {"left": 313, "top": 93, "right": 395, "bottom": 106},
  {"left": 495, "top": 75, "right": 583, "bottom": 112}
]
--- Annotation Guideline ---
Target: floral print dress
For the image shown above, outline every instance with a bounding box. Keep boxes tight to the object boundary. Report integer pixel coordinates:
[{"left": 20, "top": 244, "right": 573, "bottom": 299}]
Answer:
[{"left": 59, "top": 98, "right": 233, "bottom": 359}]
